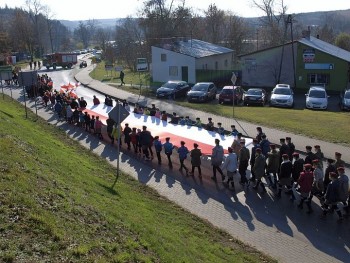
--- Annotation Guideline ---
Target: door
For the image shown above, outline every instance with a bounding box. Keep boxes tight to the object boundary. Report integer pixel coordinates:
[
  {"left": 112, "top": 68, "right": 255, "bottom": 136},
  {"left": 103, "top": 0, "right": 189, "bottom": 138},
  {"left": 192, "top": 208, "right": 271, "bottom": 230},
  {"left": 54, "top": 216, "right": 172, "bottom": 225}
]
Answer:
[{"left": 181, "top": 66, "right": 188, "bottom": 82}]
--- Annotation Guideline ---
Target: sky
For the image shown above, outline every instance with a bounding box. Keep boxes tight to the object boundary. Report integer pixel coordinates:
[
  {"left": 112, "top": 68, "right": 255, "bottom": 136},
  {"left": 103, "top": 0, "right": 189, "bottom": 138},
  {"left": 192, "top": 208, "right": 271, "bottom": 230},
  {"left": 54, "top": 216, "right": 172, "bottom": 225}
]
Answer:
[{"left": 1, "top": 0, "right": 349, "bottom": 21}]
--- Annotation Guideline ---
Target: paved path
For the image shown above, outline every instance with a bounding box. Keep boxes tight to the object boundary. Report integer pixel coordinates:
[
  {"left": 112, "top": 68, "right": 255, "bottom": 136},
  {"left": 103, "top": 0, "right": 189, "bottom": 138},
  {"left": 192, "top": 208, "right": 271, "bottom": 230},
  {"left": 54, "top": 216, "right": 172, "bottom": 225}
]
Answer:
[
  {"left": 74, "top": 64, "right": 350, "bottom": 166},
  {"left": 2, "top": 66, "right": 349, "bottom": 263}
]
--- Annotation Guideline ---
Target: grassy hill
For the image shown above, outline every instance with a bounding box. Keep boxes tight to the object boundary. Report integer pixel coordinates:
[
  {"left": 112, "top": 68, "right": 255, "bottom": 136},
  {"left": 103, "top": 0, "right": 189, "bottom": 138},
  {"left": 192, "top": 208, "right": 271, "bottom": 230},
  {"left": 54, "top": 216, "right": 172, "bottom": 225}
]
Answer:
[{"left": 0, "top": 95, "right": 274, "bottom": 262}]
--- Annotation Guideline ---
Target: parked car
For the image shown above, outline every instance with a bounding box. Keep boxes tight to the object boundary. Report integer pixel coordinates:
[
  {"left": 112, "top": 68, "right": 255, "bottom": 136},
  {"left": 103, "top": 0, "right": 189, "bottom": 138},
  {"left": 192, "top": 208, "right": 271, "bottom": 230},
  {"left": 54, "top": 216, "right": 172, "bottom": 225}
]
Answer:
[
  {"left": 339, "top": 89, "right": 350, "bottom": 111},
  {"left": 218, "top": 86, "right": 244, "bottom": 105},
  {"left": 156, "top": 80, "right": 190, "bottom": 99},
  {"left": 187, "top": 82, "right": 217, "bottom": 102},
  {"left": 243, "top": 88, "right": 267, "bottom": 106},
  {"left": 269, "top": 84, "right": 294, "bottom": 108},
  {"left": 305, "top": 86, "right": 329, "bottom": 110}
]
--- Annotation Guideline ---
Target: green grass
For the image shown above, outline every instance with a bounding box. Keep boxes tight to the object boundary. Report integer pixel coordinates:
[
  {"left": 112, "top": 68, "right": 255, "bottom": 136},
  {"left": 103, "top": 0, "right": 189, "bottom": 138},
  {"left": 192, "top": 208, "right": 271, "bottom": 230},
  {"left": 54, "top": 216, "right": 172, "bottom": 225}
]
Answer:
[
  {"left": 0, "top": 95, "right": 274, "bottom": 262},
  {"left": 90, "top": 61, "right": 157, "bottom": 88},
  {"left": 106, "top": 84, "right": 350, "bottom": 146}
]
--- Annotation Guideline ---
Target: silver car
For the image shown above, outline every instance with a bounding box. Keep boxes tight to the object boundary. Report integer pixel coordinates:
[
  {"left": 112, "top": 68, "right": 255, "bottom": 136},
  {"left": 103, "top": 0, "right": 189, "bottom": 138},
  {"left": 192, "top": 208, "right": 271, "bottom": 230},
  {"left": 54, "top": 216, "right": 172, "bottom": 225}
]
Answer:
[
  {"left": 270, "top": 84, "right": 294, "bottom": 108},
  {"left": 305, "top": 86, "right": 329, "bottom": 110}
]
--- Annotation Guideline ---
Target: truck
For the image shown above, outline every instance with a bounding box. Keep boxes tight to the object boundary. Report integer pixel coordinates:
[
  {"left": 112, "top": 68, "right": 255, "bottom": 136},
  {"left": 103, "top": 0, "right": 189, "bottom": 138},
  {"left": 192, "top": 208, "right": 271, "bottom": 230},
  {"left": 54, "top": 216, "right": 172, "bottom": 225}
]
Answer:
[{"left": 42, "top": 52, "right": 78, "bottom": 70}]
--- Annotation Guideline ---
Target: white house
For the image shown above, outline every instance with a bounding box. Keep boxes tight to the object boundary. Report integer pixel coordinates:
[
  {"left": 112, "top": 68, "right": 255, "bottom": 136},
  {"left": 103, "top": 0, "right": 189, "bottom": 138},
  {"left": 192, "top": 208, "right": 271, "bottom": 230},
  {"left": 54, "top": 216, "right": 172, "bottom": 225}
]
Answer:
[{"left": 151, "top": 38, "right": 234, "bottom": 84}]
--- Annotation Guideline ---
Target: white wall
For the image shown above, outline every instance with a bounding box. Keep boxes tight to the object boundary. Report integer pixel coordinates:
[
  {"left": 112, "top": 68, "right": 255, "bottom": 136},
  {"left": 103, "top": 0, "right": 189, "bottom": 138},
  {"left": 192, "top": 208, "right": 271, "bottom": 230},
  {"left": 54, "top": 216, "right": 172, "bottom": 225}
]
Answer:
[{"left": 152, "top": 47, "right": 196, "bottom": 83}]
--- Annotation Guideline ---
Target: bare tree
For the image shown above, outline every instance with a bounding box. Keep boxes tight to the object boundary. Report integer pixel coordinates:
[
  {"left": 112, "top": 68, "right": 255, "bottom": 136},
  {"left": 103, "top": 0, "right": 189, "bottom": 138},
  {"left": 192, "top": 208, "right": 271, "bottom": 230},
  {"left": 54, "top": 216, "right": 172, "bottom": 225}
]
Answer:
[
  {"left": 138, "top": 0, "right": 193, "bottom": 48},
  {"left": 204, "top": 4, "right": 225, "bottom": 44},
  {"left": 251, "top": 0, "right": 288, "bottom": 47}
]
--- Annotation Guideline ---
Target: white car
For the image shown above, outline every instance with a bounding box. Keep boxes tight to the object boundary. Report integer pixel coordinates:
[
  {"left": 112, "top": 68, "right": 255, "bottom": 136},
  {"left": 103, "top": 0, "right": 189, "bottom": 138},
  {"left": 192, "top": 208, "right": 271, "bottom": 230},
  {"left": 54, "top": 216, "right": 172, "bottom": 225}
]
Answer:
[
  {"left": 270, "top": 84, "right": 294, "bottom": 108},
  {"left": 305, "top": 86, "right": 329, "bottom": 110}
]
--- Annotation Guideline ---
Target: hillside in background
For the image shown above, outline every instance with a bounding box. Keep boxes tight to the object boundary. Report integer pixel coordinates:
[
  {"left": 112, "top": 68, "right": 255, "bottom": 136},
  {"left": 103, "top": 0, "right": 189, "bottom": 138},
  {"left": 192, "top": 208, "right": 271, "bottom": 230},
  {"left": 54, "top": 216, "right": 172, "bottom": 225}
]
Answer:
[{"left": 59, "top": 9, "right": 350, "bottom": 32}]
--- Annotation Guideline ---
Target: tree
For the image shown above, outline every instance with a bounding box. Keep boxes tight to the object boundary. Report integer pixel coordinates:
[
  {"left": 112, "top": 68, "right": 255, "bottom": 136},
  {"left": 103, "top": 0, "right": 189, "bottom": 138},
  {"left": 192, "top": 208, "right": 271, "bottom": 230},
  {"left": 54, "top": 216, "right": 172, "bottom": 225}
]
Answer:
[
  {"left": 115, "top": 17, "right": 145, "bottom": 69},
  {"left": 335, "top": 33, "right": 350, "bottom": 51},
  {"left": 138, "top": 0, "right": 193, "bottom": 48},
  {"left": 204, "top": 4, "right": 225, "bottom": 44},
  {"left": 251, "top": 0, "right": 288, "bottom": 48},
  {"left": 10, "top": 10, "right": 36, "bottom": 61}
]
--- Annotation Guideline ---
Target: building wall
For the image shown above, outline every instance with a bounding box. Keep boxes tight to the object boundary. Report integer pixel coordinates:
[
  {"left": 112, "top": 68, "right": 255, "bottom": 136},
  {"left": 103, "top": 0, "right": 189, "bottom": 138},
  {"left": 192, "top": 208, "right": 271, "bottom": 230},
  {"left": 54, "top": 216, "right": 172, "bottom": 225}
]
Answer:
[
  {"left": 195, "top": 53, "right": 234, "bottom": 70},
  {"left": 240, "top": 44, "right": 296, "bottom": 90},
  {"left": 151, "top": 47, "right": 196, "bottom": 84},
  {"left": 295, "top": 42, "right": 349, "bottom": 92}
]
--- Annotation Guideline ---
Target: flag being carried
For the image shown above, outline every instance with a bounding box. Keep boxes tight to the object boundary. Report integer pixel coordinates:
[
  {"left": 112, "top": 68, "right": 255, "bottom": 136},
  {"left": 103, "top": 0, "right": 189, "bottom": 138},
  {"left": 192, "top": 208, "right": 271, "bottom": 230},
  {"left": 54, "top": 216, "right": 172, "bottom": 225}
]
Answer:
[{"left": 60, "top": 82, "right": 80, "bottom": 99}]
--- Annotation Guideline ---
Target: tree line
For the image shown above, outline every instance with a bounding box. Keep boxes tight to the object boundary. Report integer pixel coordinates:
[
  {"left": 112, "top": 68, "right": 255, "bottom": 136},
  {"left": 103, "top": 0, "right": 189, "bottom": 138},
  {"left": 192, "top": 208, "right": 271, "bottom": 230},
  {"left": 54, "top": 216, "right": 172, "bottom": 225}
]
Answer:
[{"left": 1, "top": 0, "right": 350, "bottom": 69}]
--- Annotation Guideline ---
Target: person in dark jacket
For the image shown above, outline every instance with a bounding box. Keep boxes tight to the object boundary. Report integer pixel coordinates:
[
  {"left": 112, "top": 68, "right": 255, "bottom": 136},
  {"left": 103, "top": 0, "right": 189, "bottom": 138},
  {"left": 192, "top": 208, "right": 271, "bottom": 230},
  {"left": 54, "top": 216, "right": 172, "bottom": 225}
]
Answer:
[
  {"left": 292, "top": 152, "right": 304, "bottom": 183},
  {"left": 123, "top": 123, "right": 132, "bottom": 150},
  {"left": 304, "top": 145, "right": 315, "bottom": 165},
  {"left": 286, "top": 137, "right": 295, "bottom": 161},
  {"left": 276, "top": 154, "right": 293, "bottom": 198},
  {"left": 252, "top": 148, "right": 267, "bottom": 193},
  {"left": 278, "top": 138, "right": 290, "bottom": 169},
  {"left": 249, "top": 139, "right": 260, "bottom": 182},
  {"left": 323, "top": 158, "right": 336, "bottom": 191},
  {"left": 189, "top": 143, "right": 202, "bottom": 177},
  {"left": 260, "top": 134, "right": 270, "bottom": 157},
  {"left": 321, "top": 172, "right": 343, "bottom": 221},
  {"left": 139, "top": 126, "right": 153, "bottom": 160}
]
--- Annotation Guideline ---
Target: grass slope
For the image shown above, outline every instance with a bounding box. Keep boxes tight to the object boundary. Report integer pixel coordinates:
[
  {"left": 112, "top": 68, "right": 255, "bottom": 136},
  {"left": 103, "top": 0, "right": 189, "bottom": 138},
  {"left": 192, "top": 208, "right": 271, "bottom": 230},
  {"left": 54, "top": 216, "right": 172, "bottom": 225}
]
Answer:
[{"left": 0, "top": 96, "right": 274, "bottom": 263}]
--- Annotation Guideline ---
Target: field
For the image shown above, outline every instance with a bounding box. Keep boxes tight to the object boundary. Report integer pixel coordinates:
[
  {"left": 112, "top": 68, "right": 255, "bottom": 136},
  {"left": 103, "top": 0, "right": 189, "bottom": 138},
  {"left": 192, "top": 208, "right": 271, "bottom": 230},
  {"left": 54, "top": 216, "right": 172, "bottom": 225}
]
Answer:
[{"left": 0, "top": 95, "right": 274, "bottom": 262}]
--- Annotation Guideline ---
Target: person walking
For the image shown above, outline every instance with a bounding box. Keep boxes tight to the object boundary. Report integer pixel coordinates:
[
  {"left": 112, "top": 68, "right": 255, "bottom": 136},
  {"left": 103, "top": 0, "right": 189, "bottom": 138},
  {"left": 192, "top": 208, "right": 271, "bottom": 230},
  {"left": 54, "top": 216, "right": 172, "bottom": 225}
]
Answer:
[
  {"left": 266, "top": 144, "right": 279, "bottom": 189},
  {"left": 337, "top": 167, "right": 349, "bottom": 216},
  {"left": 177, "top": 141, "right": 189, "bottom": 175},
  {"left": 324, "top": 158, "right": 336, "bottom": 191},
  {"left": 276, "top": 154, "right": 293, "bottom": 198},
  {"left": 211, "top": 139, "right": 225, "bottom": 181},
  {"left": 321, "top": 172, "right": 343, "bottom": 221},
  {"left": 123, "top": 123, "right": 132, "bottom": 150},
  {"left": 249, "top": 139, "right": 260, "bottom": 182},
  {"left": 252, "top": 148, "right": 267, "bottom": 193},
  {"left": 139, "top": 126, "right": 153, "bottom": 160},
  {"left": 106, "top": 117, "right": 115, "bottom": 144},
  {"left": 120, "top": 70, "right": 125, "bottom": 85},
  {"left": 297, "top": 163, "right": 314, "bottom": 213},
  {"left": 163, "top": 137, "right": 174, "bottom": 168},
  {"left": 221, "top": 147, "right": 238, "bottom": 191},
  {"left": 238, "top": 139, "right": 250, "bottom": 186},
  {"left": 189, "top": 143, "right": 202, "bottom": 177},
  {"left": 153, "top": 136, "right": 163, "bottom": 165}
]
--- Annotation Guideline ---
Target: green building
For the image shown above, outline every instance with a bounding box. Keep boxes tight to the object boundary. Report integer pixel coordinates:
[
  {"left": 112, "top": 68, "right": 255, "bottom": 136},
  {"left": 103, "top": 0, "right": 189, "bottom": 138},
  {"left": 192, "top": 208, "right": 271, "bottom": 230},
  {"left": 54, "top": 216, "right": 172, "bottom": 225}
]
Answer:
[{"left": 239, "top": 31, "right": 350, "bottom": 93}]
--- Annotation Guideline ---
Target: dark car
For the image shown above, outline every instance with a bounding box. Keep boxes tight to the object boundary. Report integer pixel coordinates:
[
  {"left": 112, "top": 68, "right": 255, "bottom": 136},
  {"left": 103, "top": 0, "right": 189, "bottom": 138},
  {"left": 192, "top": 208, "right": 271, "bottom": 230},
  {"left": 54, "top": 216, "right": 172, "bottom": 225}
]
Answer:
[
  {"left": 339, "top": 89, "right": 350, "bottom": 111},
  {"left": 156, "top": 80, "right": 190, "bottom": 99},
  {"left": 187, "top": 82, "right": 217, "bottom": 102},
  {"left": 243, "top": 88, "right": 267, "bottom": 106},
  {"left": 218, "top": 86, "right": 244, "bottom": 105}
]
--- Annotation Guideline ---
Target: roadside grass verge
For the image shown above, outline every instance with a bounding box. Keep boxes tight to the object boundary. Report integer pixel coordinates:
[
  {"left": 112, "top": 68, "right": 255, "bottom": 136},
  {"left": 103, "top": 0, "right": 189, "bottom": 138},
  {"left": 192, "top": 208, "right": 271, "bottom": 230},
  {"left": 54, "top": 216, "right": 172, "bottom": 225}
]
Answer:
[
  {"left": 107, "top": 84, "right": 350, "bottom": 145},
  {"left": 0, "top": 95, "right": 274, "bottom": 263}
]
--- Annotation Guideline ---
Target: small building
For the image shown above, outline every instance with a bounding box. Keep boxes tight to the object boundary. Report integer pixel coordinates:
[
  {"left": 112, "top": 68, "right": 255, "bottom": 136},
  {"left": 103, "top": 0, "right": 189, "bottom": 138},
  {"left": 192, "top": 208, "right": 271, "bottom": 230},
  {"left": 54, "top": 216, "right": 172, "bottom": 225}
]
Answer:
[
  {"left": 239, "top": 30, "right": 350, "bottom": 92},
  {"left": 151, "top": 38, "right": 234, "bottom": 85}
]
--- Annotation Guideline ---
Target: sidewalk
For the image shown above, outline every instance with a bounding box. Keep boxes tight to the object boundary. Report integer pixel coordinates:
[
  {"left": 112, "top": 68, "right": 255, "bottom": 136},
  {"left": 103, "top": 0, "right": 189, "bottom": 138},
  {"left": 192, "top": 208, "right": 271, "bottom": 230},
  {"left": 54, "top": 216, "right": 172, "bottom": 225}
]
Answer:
[{"left": 74, "top": 65, "right": 350, "bottom": 166}]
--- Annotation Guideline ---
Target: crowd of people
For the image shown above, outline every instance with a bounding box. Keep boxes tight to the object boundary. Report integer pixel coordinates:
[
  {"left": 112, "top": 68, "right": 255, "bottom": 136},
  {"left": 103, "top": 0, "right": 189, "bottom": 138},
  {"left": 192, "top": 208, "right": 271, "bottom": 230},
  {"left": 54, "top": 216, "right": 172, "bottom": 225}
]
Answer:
[{"left": 38, "top": 88, "right": 349, "bottom": 222}]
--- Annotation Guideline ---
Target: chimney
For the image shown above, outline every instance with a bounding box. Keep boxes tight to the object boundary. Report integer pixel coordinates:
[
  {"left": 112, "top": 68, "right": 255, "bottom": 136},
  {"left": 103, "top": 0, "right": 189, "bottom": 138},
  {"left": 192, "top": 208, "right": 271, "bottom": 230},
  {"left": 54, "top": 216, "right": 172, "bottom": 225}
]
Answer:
[{"left": 302, "top": 28, "right": 311, "bottom": 40}]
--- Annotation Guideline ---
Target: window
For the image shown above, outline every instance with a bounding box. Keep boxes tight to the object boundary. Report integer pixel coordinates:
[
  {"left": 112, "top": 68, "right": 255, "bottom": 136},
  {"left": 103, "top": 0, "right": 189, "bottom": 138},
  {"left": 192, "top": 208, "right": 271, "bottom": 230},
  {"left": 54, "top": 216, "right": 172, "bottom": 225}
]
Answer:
[
  {"left": 161, "top": 54, "right": 167, "bottom": 62},
  {"left": 308, "top": 73, "right": 329, "bottom": 85},
  {"left": 169, "top": 66, "right": 178, "bottom": 76},
  {"left": 215, "top": 61, "right": 218, "bottom": 70}
]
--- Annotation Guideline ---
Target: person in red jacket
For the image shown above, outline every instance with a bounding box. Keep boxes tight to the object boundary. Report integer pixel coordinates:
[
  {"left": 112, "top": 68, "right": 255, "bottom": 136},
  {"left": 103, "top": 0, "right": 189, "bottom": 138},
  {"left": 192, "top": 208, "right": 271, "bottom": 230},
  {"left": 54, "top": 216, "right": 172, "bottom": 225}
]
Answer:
[{"left": 297, "top": 163, "right": 314, "bottom": 213}]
